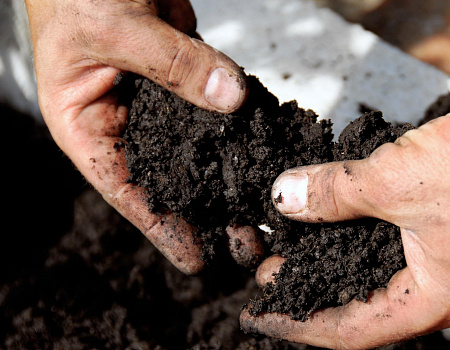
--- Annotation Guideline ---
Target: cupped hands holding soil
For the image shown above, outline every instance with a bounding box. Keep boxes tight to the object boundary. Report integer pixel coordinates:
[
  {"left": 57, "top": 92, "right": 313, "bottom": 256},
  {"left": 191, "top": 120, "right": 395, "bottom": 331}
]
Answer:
[{"left": 121, "top": 74, "right": 412, "bottom": 324}]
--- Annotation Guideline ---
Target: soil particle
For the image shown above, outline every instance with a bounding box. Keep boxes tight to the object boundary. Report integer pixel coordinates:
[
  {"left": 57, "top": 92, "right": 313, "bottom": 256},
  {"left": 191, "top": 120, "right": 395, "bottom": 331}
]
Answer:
[
  {"left": 274, "top": 192, "right": 283, "bottom": 204},
  {"left": 122, "top": 75, "right": 413, "bottom": 321}
]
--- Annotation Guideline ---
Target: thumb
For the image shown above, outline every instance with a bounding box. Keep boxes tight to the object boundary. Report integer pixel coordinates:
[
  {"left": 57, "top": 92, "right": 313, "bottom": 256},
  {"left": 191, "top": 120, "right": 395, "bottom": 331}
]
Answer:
[
  {"left": 270, "top": 138, "right": 430, "bottom": 226},
  {"left": 271, "top": 158, "right": 378, "bottom": 223},
  {"left": 88, "top": 3, "right": 247, "bottom": 113}
]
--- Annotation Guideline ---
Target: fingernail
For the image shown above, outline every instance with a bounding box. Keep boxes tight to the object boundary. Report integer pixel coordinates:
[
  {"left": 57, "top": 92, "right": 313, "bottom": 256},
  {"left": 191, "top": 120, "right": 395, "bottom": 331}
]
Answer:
[
  {"left": 272, "top": 171, "right": 308, "bottom": 214},
  {"left": 205, "top": 67, "right": 244, "bottom": 112}
]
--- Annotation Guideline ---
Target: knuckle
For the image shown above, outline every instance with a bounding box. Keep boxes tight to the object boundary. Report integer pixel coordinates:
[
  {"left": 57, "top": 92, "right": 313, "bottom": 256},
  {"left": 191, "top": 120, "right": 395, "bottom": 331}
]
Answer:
[
  {"left": 365, "top": 144, "right": 403, "bottom": 205},
  {"left": 425, "top": 114, "right": 450, "bottom": 145},
  {"left": 393, "top": 128, "right": 418, "bottom": 146},
  {"left": 334, "top": 312, "right": 357, "bottom": 350},
  {"left": 364, "top": 140, "right": 430, "bottom": 216},
  {"left": 165, "top": 39, "right": 198, "bottom": 88},
  {"left": 368, "top": 142, "right": 398, "bottom": 164}
]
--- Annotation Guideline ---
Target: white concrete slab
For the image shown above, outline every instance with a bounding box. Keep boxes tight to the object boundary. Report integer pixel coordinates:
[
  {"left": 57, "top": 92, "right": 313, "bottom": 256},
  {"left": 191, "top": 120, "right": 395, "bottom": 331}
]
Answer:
[
  {"left": 0, "top": 0, "right": 40, "bottom": 118},
  {"left": 192, "top": 0, "right": 450, "bottom": 136}
]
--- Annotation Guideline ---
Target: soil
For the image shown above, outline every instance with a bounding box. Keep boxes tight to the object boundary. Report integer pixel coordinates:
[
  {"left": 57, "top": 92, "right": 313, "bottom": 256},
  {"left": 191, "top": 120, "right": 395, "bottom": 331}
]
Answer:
[
  {"left": 123, "top": 75, "right": 411, "bottom": 321},
  {"left": 2, "top": 84, "right": 450, "bottom": 349},
  {"left": 420, "top": 92, "right": 450, "bottom": 126},
  {"left": 123, "top": 75, "right": 334, "bottom": 263}
]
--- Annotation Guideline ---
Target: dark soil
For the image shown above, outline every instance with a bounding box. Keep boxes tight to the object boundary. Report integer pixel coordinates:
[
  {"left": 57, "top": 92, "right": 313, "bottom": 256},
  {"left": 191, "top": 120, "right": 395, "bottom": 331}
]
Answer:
[
  {"left": 1, "top": 102, "right": 305, "bottom": 349},
  {"left": 123, "top": 76, "right": 410, "bottom": 321},
  {"left": 2, "top": 82, "right": 450, "bottom": 349},
  {"left": 420, "top": 92, "right": 450, "bottom": 126},
  {"left": 123, "top": 75, "right": 334, "bottom": 262},
  {"left": 249, "top": 112, "right": 414, "bottom": 320}
]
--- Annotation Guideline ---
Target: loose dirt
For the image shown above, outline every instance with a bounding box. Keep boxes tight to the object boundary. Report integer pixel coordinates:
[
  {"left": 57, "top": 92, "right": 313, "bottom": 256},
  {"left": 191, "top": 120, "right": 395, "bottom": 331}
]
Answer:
[
  {"left": 123, "top": 76, "right": 411, "bottom": 321},
  {"left": 2, "top": 85, "right": 450, "bottom": 349}
]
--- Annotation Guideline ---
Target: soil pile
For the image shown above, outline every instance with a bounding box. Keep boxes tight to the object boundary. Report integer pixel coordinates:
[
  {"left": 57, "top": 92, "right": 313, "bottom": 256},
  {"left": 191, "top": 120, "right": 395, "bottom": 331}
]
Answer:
[{"left": 123, "top": 76, "right": 411, "bottom": 321}]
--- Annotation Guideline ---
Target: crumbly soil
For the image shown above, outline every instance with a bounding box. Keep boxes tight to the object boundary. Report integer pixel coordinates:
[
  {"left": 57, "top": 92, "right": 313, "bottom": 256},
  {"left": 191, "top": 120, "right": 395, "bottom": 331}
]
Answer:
[
  {"left": 123, "top": 76, "right": 412, "bottom": 321},
  {"left": 2, "top": 85, "right": 450, "bottom": 349},
  {"left": 123, "top": 75, "right": 334, "bottom": 263},
  {"left": 248, "top": 110, "right": 414, "bottom": 320}
]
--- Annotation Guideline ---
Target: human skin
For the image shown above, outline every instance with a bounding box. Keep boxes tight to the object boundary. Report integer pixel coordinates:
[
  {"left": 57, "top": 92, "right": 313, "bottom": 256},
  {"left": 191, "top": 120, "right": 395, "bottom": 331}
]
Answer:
[
  {"left": 241, "top": 114, "right": 450, "bottom": 349},
  {"left": 24, "top": 0, "right": 256, "bottom": 275}
]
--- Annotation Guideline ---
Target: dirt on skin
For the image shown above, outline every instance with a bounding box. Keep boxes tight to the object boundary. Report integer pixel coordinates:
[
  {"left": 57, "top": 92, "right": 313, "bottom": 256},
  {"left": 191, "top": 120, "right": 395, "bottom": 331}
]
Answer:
[{"left": 122, "top": 75, "right": 412, "bottom": 321}]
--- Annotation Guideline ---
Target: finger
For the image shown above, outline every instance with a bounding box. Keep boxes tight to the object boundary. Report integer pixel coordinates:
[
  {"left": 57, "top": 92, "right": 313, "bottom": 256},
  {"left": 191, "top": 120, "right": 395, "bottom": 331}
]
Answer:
[
  {"left": 82, "top": 140, "right": 205, "bottom": 275},
  {"left": 271, "top": 115, "right": 450, "bottom": 227},
  {"left": 143, "top": 211, "right": 205, "bottom": 275},
  {"left": 226, "top": 225, "right": 264, "bottom": 269},
  {"left": 271, "top": 143, "right": 425, "bottom": 225},
  {"left": 114, "top": 185, "right": 205, "bottom": 275},
  {"left": 255, "top": 255, "right": 285, "bottom": 287},
  {"left": 86, "top": 2, "right": 248, "bottom": 113},
  {"left": 271, "top": 159, "right": 378, "bottom": 223},
  {"left": 241, "top": 267, "right": 446, "bottom": 349},
  {"left": 64, "top": 95, "right": 205, "bottom": 275}
]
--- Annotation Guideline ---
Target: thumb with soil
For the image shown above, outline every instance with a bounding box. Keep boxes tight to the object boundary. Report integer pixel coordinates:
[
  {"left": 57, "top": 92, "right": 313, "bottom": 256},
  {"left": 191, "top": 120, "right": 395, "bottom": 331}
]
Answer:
[{"left": 241, "top": 114, "right": 450, "bottom": 349}]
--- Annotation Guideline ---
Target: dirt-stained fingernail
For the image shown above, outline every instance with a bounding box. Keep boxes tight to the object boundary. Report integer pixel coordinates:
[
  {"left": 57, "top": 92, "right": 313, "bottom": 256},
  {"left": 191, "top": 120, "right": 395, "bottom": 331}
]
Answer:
[
  {"left": 204, "top": 67, "right": 245, "bottom": 112},
  {"left": 272, "top": 171, "right": 308, "bottom": 214}
]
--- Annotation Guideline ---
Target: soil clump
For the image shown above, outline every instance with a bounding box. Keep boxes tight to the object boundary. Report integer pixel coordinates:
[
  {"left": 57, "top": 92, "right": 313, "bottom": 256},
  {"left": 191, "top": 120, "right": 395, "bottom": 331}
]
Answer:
[{"left": 122, "top": 76, "right": 412, "bottom": 321}]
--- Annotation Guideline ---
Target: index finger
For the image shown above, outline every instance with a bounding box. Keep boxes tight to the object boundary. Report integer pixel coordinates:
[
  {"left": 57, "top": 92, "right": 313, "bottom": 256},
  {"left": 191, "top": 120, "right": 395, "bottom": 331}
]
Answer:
[{"left": 64, "top": 94, "right": 205, "bottom": 275}]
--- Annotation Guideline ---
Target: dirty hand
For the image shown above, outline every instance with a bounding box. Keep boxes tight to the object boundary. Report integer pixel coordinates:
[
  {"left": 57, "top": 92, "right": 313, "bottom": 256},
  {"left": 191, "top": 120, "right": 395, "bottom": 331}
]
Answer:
[
  {"left": 25, "top": 0, "right": 251, "bottom": 274},
  {"left": 241, "top": 115, "right": 450, "bottom": 349}
]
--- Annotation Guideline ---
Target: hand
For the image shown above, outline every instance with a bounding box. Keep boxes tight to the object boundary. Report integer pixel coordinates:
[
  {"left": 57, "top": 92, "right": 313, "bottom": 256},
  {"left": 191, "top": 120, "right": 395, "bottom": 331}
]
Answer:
[
  {"left": 241, "top": 115, "right": 450, "bottom": 349},
  {"left": 25, "top": 0, "right": 252, "bottom": 274}
]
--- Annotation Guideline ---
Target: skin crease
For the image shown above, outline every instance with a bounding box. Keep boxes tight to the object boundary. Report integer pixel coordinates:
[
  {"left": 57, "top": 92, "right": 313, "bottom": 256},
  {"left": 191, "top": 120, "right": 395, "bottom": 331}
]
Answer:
[
  {"left": 241, "top": 115, "right": 450, "bottom": 349},
  {"left": 24, "top": 0, "right": 256, "bottom": 275}
]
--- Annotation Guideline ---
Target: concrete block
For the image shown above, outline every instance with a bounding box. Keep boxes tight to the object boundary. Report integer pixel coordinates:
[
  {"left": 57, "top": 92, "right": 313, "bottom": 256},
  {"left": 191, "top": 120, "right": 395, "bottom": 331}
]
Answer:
[{"left": 192, "top": 0, "right": 450, "bottom": 135}]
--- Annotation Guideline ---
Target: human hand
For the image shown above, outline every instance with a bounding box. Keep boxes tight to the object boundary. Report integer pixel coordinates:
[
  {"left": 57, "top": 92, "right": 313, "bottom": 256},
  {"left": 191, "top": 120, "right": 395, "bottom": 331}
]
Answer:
[
  {"left": 240, "top": 115, "right": 450, "bottom": 349},
  {"left": 25, "top": 0, "right": 253, "bottom": 274}
]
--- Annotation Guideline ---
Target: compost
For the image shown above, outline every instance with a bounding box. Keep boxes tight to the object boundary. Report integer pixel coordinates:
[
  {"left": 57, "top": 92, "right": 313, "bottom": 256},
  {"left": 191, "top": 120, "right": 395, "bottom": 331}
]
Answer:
[
  {"left": 123, "top": 76, "right": 410, "bottom": 321},
  {"left": 2, "top": 83, "right": 450, "bottom": 348}
]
